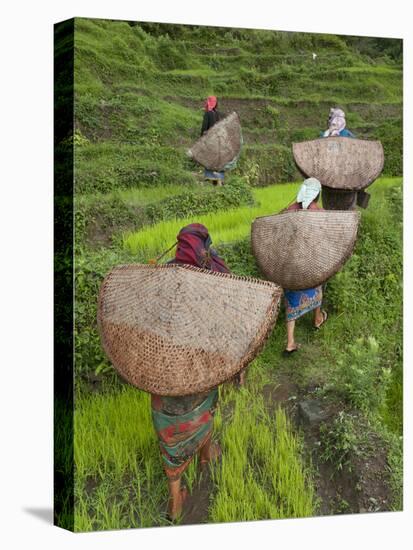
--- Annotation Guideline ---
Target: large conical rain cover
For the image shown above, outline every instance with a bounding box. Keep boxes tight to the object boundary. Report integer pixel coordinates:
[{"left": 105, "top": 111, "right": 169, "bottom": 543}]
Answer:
[
  {"left": 293, "top": 138, "right": 384, "bottom": 191},
  {"left": 251, "top": 210, "right": 360, "bottom": 290},
  {"left": 189, "top": 112, "right": 242, "bottom": 171},
  {"left": 98, "top": 264, "right": 282, "bottom": 396}
]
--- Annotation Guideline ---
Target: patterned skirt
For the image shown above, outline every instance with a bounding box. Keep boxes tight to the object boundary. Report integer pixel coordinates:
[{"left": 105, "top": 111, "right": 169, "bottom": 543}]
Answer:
[
  {"left": 204, "top": 169, "right": 225, "bottom": 181},
  {"left": 284, "top": 286, "right": 323, "bottom": 321},
  {"left": 151, "top": 388, "right": 218, "bottom": 480}
]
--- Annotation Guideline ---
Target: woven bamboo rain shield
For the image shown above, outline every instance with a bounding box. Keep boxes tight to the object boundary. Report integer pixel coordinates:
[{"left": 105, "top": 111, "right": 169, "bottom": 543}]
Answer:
[
  {"left": 292, "top": 138, "right": 384, "bottom": 191},
  {"left": 188, "top": 112, "right": 242, "bottom": 171},
  {"left": 98, "top": 264, "right": 282, "bottom": 396},
  {"left": 251, "top": 210, "right": 360, "bottom": 290}
]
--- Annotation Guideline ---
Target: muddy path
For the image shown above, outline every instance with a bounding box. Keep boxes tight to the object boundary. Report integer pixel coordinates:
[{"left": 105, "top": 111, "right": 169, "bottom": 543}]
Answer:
[
  {"left": 263, "top": 369, "right": 394, "bottom": 517},
  {"left": 181, "top": 468, "right": 215, "bottom": 525}
]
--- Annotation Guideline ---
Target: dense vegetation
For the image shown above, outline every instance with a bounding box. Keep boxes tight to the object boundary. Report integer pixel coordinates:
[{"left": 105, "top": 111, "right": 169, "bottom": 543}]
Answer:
[
  {"left": 61, "top": 18, "right": 403, "bottom": 531},
  {"left": 73, "top": 18, "right": 402, "bottom": 195}
]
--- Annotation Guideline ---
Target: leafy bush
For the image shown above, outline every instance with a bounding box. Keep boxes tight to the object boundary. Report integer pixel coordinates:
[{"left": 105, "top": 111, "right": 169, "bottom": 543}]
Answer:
[
  {"left": 331, "top": 337, "right": 392, "bottom": 413},
  {"left": 77, "top": 176, "right": 254, "bottom": 246},
  {"left": 324, "top": 183, "right": 402, "bottom": 430},
  {"left": 74, "top": 250, "right": 113, "bottom": 376},
  {"left": 319, "top": 412, "right": 361, "bottom": 472},
  {"left": 155, "top": 35, "right": 189, "bottom": 71},
  {"left": 372, "top": 118, "right": 402, "bottom": 176},
  {"left": 145, "top": 176, "right": 254, "bottom": 221},
  {"left": 215, "top": 239, "right": 260, "bottom": 278},
  {"left": 238, "top": 145, "right": 299, "bottom": 185}
]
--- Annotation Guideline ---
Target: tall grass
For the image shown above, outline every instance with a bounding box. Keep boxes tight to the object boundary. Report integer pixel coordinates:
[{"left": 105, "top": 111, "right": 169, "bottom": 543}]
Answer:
[
  {"left": 210, "top": 387, "right": 315, "bottom": 522},
  {"left": 73, "top": 381, "right": 315, "bottom": 530},
  {"left": 123, "top": 177, "right": 398, "bottom": 260},
  {"left": 74, "top": 387, "right": 170, "bottom": 531}
]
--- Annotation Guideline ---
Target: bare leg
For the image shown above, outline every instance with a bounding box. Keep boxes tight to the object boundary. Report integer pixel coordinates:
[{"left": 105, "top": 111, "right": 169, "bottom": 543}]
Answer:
[
  {"left": 233, "top": 369, "right": 246, "bottom": 387},
  {"left": 199, "top": 434, "right": 221, "bottom": 465},
  {"left": 313, "top": 307, "right": 323, "bottom": 327},
  {"left": 167, "top": 476, "right": 188, "bottom": 521},
  {"left": 314, "top": 307, "right": 327, "bottom": 328},
  {"left": 286, "top": 319, "right": 297, "bottom": 351}
]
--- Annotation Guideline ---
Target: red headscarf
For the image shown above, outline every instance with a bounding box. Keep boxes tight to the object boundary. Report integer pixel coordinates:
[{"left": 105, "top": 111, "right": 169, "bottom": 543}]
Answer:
[
  {"left": 171, "top": 223, "right": 229, "bottom": 273},
  {"left": 205, "top": 96, "right": 218, "bottom": 112}
]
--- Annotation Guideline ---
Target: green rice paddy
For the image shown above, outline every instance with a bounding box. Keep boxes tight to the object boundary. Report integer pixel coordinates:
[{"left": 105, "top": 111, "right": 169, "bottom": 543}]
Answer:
[
  {"left": 123, "top": 183, "right": 300, "bottom": 258},
  {"left": 60, "top": 18, "right": 403, "bottom": 532},
  {"left": 73, "top": 382, "right": 316, "bottom": 530},
  {"left": 123, "top": 178, "right": 399, "bottom": 260}
]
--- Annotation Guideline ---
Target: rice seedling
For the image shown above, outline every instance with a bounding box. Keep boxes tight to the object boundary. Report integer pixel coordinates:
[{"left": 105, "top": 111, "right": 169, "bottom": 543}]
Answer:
[
  {"left": 123, "top": 182, "right": 300, "bottom": 258},
  {"left": 122, "top": 177, "right": 399, "bottom": 261},
  {"left": 72, "top": 369, "right": 316, "bottom": 529},
  {"left": 73, "top": 387, "right": 170, "bottom": 531},
  {"left": 209, "top": 388, "right": 315, "bottom": 522}
]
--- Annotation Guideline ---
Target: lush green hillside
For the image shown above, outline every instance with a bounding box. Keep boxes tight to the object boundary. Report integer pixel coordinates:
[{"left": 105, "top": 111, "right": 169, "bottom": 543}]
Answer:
[
  {"left": 62, "top": 18, "right": 403, "bottom": 531},
  {"left": 73, "top": 18, "right": 402, "bottom": 196}
]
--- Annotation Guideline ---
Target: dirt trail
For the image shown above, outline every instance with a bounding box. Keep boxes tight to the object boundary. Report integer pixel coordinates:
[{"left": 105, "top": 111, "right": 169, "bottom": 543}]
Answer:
[
  {"left": 179, "top": 363, "right": 393, "bottom": 523},
  {"left": 263, "top": 364, "right": 393, "bottom": 517},
  {"left": 181, "top": 468, "right": 214, "bottom": 525}
]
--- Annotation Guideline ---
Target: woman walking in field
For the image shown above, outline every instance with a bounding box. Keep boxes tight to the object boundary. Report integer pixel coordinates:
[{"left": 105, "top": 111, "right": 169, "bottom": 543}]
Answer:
[
  {"left": 283, "top": 178, "right": 328, "bottom": 355},
  {"left": 322, "top": 107, "right": 356, "bottom": 138},
  {"left": 200, "top": 96, "right": 225, "bottom": 186},
  {"left": 320, "top": 107, "right": 370, "bottom": 209},
  {"left": 151, "top": 223, "right": 228, "bottom": 520}
]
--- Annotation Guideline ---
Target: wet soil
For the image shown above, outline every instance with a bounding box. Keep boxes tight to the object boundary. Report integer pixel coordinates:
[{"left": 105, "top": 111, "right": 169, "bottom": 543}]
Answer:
[
  {"left": 234, "top": 373, "right": 392, "bottom": 519},
  {"left": 181, "top": 468, "right": 215, "bottom": 525},
  {"left": 302, "top": 417, "right": 392, "bottom": 516}
]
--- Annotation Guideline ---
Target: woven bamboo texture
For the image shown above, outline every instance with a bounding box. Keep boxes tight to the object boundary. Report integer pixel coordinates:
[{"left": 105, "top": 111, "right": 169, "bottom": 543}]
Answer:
[
  {"left": 251, "top": 210, "right": 360, "bottom": 290},
  {"left": 293, "top": 138, "right": 384, "bottom": 191},
  {"left": 98, "top": 264, "right": 282, "bottom": 396},
  {"left": 189, "top": 112, "right": 242, "bottom": 171}
]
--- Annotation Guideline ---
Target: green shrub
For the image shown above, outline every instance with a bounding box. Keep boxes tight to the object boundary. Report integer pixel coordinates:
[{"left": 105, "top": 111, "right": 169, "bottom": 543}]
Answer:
[
  {"left": 372, "top": 118, "right": 402, "bottom": 176},
  {"left": 238, "top": 145, "right": 299, "bottom": 185},
  {"left": 324, "top": 183, "right": 402, "bottom": 429},
  {"left": 319, "top": 412, "right": 361, "bottom": 472},
  {"left": 331, "top": 337, "right": 392, "bottom": 413},
  {"left": 155, "top": 35, "right": 189, "bottom": 71},
  {"left": 145, "top": 175, "right": 254, "bottom": 221}
]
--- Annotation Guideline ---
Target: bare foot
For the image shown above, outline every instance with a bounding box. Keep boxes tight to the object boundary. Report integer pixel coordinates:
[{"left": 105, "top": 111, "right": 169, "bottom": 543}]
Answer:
[
  {"left": 314, "top": 310, "right": 328, "bottom": 329},
  {"left": 168, "top": 487, "right": 188, "bottom": 521}
]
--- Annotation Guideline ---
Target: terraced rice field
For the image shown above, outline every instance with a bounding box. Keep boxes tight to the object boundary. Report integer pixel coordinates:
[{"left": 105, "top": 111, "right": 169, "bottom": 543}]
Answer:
[{"left": 55, "top": 18, "right": 403, "bottom": 531}]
